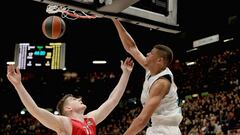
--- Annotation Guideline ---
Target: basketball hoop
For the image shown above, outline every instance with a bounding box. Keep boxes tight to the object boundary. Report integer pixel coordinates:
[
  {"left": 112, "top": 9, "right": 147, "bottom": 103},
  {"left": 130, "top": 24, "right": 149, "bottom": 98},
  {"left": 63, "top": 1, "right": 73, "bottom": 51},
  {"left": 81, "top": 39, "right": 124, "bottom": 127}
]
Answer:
[{"left": 46, "top": 4, "right": 96, "bottom": 20}]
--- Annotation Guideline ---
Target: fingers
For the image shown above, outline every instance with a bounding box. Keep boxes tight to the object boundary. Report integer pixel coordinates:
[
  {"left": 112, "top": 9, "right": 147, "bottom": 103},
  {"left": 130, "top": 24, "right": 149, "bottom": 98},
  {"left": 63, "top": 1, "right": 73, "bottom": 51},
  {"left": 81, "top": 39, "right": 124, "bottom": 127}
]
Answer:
[
  {"left": 120, "top": 60, "right": 123, "bottom": 65},
  {"left": 127, "top": 57, "right": 134, "bottom": 65},
  {"left": 7, "top": 63, "right": 18, "bottom": 75},
  {"left": 123, "top": 57, "right": 134, "bottom": 67},
  {"left": 121, "top": 57, "right": 134, "bottom": 70},
  {"left": 131, "top": 61, "right": 134, "bottom": 68},
  {"left": 16, "top": 67, "right": 20, "bottom": 74},
  {"left": 7, "top": 64, "right": 15, "bottom": 74}
]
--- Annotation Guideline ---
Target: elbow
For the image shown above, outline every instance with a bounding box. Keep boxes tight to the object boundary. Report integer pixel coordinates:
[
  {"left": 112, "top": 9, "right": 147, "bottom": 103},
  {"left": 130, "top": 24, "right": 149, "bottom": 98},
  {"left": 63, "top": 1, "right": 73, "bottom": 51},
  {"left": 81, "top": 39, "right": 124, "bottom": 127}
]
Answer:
[{"left": 28, "top": 106, "right": 42, "bottom": 117}]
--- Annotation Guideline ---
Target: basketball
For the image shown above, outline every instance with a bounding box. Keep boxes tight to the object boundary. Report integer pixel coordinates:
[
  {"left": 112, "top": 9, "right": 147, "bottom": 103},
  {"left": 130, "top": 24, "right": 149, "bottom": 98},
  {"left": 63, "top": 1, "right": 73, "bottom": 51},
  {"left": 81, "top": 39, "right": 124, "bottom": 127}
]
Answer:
[{"left": 42, "top": 16, "right": 66, "bottom": 39}]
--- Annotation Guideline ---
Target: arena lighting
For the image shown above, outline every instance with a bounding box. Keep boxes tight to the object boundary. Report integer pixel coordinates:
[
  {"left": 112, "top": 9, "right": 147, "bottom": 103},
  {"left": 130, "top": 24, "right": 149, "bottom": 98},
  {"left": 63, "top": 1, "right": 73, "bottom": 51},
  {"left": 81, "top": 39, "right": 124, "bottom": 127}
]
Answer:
[
  {"left": 192, "top": 94, "right": 199, "bottom": 98},
  {"left": 92, "top": 60, "right": 107, "bottom": 64},
  {"left": 54, "top": 111, "right": 59, "bottom": 115},
  {"left": 181, "top": 100, "right": 185, "bottom": 104},
  {"left": 193, "top": 34, "right": 219, "bottom": 48},
  {"left": 62, "top": 67, "right": 67, "bottom": 71},
  {"left": 6, "top": 61, "right": 15, "bottom": 65},
  {"left": 20, "top": 109, "right": 27, "bottom": 115},
  {"left": 185, "top": 61, "right": 196, "bottom": 66},
  {"left": 20, "top": 110, "right": 26, "bottom": 115},
  {"left": 223, "top": 37, "right": 234, "bottom": 42},
  {"left": 186, "top": 48, "right": 198, "bottom": 53}
]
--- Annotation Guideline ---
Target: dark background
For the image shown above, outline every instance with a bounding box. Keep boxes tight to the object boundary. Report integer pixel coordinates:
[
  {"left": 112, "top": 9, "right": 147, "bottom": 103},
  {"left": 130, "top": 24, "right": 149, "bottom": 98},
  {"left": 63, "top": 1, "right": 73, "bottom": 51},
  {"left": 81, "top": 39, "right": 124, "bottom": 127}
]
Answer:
[
  {"left": 0, "top": 0, "right": 239, "bottom": 112},
  {"left": 1, "top": 0, "right": 239, "bottom": 71}
]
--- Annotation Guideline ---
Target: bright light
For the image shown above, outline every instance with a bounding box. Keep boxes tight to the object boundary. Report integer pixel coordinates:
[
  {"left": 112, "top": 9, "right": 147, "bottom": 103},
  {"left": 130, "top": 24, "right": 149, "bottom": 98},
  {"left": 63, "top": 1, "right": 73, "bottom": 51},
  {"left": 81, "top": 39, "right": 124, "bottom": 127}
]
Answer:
[
  {"left": 186, "top": 61, "right": 196, "bottom": 66},
  {"left": 6, "top": 61, "right": 15, "bottom": 65},
  {"left": 54, "top": 111, "right": 59, "bottom": 115},
  {"left": 20, "top": 110, "right": 26, "bottom": 115},
  {"left": 193, "top": 34, "right": 219, "bottom": 48},
  {"left": 223, "top": 38, "right": 234, "bottom": 42},
  {"left": 186, "top": 48, "right": 198, "bottom": 53},
  {"left": 182, "top": 100, "right": 185, "bottom": 104},
  {"left": 192, "top": 94, "right": 199, "bottom": 97},
  {"left": 92, "top": 60, "right": 107, "bottom": 64}
]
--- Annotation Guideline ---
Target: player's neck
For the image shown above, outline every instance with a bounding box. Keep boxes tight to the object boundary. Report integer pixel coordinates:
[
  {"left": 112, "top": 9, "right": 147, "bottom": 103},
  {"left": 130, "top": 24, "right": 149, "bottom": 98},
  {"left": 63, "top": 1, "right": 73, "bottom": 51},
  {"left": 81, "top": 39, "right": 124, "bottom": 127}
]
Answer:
[
  {"left": 69, "top": 113, "right": 85, "bottom": 122},
  {"left": 150, "top": 67, "right": 166, "bottom": 76}
]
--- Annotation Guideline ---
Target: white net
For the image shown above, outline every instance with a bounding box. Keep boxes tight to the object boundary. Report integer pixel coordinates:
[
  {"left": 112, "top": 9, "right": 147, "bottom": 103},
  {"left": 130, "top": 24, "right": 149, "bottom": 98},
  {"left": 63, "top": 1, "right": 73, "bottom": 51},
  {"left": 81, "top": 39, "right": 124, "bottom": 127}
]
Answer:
[{"left": 46, "top": 4, "right": 96, "bottom": 20}]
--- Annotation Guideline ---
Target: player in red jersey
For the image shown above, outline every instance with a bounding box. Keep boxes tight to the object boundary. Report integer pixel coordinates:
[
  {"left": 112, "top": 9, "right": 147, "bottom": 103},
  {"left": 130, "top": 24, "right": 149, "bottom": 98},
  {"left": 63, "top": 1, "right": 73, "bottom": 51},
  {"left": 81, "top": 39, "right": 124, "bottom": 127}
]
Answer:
[{"left": 7, "top": 57, "right": 134, "bottom": 135}]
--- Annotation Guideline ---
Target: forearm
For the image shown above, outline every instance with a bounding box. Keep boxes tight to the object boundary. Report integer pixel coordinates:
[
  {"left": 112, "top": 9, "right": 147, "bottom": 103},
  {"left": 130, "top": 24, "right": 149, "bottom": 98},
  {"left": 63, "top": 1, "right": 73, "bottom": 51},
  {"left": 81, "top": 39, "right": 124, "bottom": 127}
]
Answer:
[
  {"left": 108, "top": 72, "right": 130, "bottom": 100},
  {"left": 90, "top": 72, "right": 131, "bottom": 124},
  {"left": 113, "top": 19, "right": 137, "bottom": 52},
  {"left": 124, "top": 117, "right": 148, "bottom": 135},
  {"left": 13, "top": 83, "right": 39, "bottom": 115}
]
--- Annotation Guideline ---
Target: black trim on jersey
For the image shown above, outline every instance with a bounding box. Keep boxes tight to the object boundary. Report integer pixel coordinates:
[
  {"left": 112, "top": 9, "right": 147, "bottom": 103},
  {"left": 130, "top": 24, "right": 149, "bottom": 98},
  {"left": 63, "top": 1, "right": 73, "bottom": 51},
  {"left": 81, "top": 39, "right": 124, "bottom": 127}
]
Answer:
[
  {"left": 147, "top": 74, "right": 171, "bottom": 83},
  {"left": 159, "top": 74, "right": 172, "bottom": 83}
]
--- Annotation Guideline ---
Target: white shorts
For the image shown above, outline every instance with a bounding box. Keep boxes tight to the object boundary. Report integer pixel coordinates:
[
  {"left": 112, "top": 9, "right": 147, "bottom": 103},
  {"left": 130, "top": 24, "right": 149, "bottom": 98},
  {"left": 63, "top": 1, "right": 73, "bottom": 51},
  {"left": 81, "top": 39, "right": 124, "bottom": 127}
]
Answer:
[{"left": 146, "top": 125, "right": 181, "bottom": 135}]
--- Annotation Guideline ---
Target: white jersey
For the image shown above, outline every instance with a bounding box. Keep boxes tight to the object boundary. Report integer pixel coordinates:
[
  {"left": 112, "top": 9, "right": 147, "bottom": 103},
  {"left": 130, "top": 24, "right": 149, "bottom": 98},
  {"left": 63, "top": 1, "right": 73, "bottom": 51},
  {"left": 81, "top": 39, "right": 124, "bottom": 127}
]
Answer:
[{"left": 141, "top": 67, "right": 183, "bottom": 128}]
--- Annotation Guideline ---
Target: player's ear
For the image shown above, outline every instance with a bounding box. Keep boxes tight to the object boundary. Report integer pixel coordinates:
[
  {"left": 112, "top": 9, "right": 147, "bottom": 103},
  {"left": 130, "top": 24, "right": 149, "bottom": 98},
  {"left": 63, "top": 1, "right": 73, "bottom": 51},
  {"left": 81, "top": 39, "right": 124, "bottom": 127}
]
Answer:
[
  {"left": 157, "top": 57, "right": 164, "bottom": 62},
  {"left": 64, "top": 105, "right": 72, "bottom": 112}
]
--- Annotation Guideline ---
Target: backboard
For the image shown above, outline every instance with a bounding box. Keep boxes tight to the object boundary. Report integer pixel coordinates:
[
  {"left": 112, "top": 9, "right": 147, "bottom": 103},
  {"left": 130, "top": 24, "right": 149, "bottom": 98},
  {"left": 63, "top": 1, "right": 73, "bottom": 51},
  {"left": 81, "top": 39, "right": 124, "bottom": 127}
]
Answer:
[{"left": 32, "top": 0, "right": 180, "bottom": 34}]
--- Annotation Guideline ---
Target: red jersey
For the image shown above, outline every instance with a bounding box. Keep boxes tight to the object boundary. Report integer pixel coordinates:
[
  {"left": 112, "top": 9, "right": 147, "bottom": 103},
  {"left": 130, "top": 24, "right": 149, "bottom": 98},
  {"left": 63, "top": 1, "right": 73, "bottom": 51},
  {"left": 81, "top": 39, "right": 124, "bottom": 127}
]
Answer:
[{"left": 71, "top": 118, "right": 96, "bottom": 135}]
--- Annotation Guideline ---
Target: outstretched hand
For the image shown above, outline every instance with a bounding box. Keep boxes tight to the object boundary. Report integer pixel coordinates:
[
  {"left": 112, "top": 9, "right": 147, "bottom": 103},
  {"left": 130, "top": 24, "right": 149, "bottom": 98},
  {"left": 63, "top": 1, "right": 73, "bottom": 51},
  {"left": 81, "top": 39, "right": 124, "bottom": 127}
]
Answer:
[
  {"left": 120, "top": 57, "right": 134, "bottom": 74},
  {"left": 7, "top": 64, "right": 22, "bottom": 86}
]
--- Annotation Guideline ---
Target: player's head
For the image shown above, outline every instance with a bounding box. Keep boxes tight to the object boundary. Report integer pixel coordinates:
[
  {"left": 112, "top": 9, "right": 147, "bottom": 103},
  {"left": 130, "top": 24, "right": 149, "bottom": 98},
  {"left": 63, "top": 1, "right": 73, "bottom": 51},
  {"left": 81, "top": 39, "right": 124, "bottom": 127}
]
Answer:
[
  {"left": 56, "top": 94, "right": 86, "bottom": 116},
  {"left": 153, "top": 44, "right": 173, "bottom": 67}
]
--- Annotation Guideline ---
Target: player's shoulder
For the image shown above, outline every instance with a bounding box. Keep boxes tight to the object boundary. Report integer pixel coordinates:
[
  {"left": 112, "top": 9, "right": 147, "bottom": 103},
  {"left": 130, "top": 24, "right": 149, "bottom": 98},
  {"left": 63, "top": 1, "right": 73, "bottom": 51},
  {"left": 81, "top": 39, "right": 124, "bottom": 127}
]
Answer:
[
  {"left": 157, "top": 76, "right": 171, "bottom": 85},
  {"left": 56, "top": 115, "right": 72, "bottom": 133},
  {"left": 152, "top": 77, "right": 171, "bottom": 90}
]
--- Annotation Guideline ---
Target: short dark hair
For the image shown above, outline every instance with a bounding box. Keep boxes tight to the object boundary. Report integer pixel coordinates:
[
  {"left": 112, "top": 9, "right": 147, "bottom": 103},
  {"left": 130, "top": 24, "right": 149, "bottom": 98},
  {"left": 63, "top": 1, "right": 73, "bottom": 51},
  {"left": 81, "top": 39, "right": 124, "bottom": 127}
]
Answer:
[
  {"left": 56, "top": 94, "right": 73, "bottom": 115},
  {"left": 153, "top": 44, "right": 173, "bottom": 66}
]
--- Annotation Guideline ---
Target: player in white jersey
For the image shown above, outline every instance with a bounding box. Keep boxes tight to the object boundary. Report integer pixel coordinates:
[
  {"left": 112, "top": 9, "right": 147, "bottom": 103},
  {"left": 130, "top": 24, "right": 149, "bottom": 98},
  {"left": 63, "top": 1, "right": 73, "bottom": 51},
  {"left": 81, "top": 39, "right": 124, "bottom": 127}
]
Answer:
[{"left": 112, "top": 19, "right": 183, "bottom": 135}]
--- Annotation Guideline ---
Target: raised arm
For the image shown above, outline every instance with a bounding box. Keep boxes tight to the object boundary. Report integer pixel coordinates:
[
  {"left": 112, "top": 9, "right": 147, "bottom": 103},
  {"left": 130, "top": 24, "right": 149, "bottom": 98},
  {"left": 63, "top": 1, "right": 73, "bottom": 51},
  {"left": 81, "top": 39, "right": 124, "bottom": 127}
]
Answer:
[
  {"left": 112, "top": 19, "right": 147, "bottom": 70},
  {"left": 87, "top": 57, "right": 134, "bottom": 124},
  {"left": 6, "top": 64, "right": 64, "bottom": 133}
]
